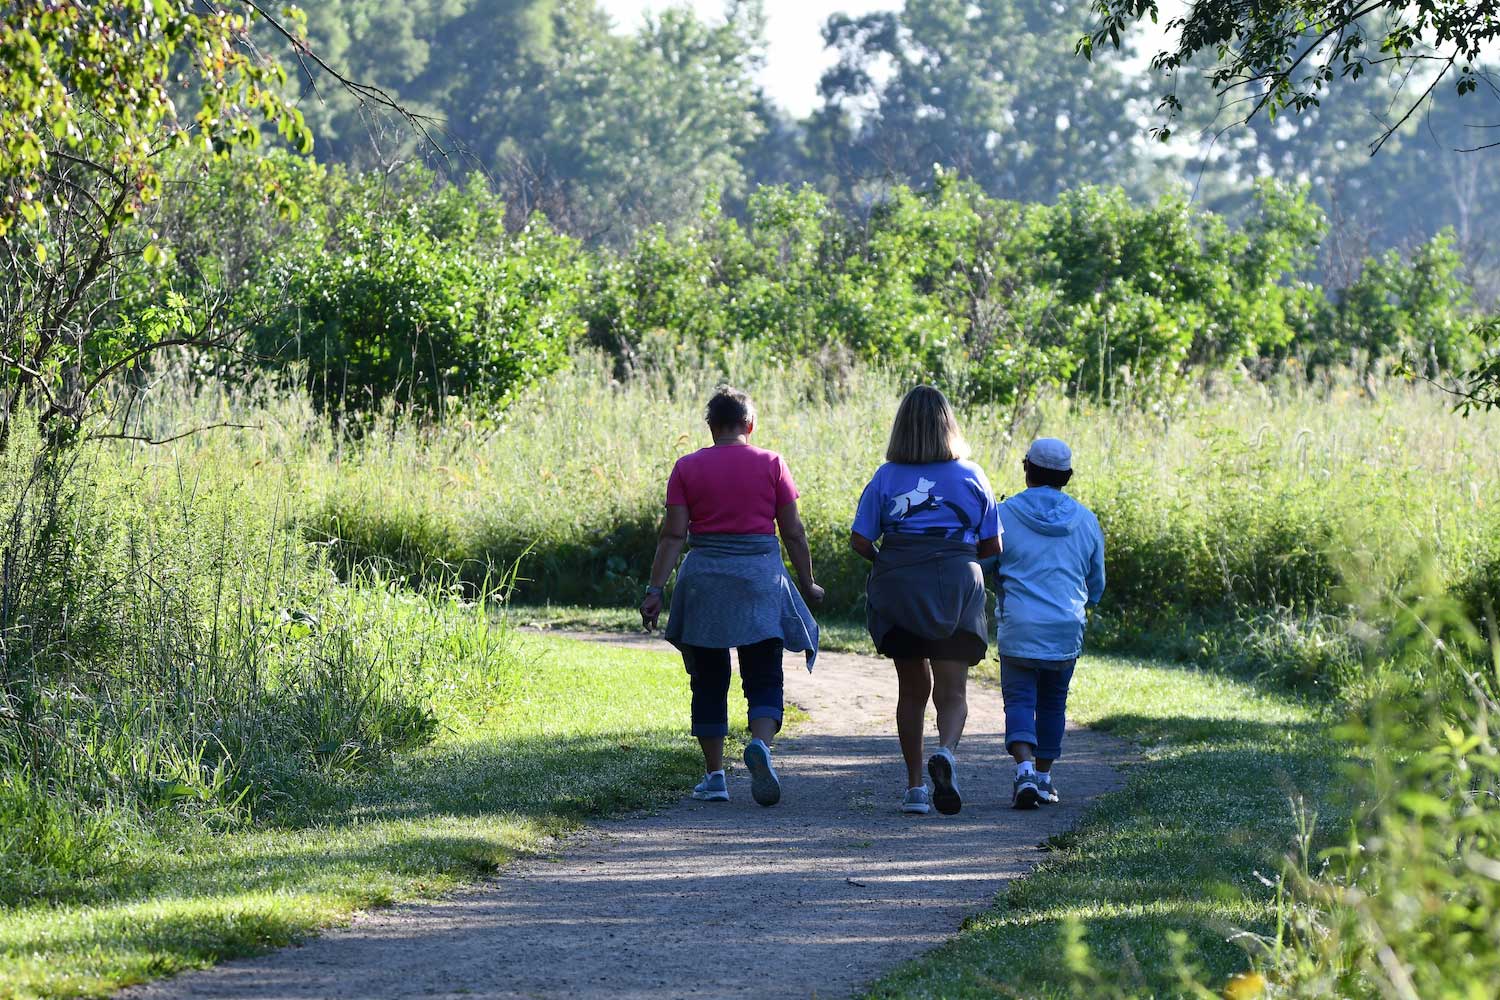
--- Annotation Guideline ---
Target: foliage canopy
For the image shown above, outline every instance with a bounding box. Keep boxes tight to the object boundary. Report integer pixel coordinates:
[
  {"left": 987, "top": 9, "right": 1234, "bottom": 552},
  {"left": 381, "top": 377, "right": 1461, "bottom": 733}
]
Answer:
[
  {"left": 0, "top": 0, "right": 321, "bottom": 446},
  {"left": 0, "top": 0, "right": 314, "bottom": 238},
  {"left": 1083, "top": 0, "right": 1500, "bottom": 149}
]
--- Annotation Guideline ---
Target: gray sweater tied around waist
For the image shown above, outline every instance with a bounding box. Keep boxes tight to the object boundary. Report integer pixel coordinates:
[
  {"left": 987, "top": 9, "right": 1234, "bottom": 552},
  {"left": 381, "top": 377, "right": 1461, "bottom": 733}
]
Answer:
[
  {"left": 664, "top": 533, "right": 819, "bottom": 672},
  {"left": 865, "top": 533, "right": 988, "bottom": 651}
]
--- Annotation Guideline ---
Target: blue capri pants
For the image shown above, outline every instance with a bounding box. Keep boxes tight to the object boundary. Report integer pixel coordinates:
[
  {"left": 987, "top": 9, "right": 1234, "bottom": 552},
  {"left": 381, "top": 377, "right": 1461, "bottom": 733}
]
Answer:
[
  {"left": 1000, "top": 655, "right": 1077, "bottom": 760},
  {"left": 684, "top": 639, "right": 784, "bottom": 737}
]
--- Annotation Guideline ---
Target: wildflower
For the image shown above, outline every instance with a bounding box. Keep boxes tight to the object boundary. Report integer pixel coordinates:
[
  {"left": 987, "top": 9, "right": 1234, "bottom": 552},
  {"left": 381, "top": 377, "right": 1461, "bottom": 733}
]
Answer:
[{"left": 1223, "top": 971, "right": 1266, "bottom": 1000}]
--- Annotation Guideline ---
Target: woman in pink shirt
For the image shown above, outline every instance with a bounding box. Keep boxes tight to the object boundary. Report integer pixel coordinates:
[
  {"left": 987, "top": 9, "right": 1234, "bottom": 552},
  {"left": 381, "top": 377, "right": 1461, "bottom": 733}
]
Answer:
[{"left": 640, "top": 386, "right": 824, "bottom": 807}]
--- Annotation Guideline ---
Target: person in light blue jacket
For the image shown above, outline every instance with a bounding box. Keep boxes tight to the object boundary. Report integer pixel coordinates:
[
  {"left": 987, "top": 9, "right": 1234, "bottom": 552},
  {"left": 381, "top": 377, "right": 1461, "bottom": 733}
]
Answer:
[{"left": 995, "top": 437, "right": 1105, "bottom": 810}]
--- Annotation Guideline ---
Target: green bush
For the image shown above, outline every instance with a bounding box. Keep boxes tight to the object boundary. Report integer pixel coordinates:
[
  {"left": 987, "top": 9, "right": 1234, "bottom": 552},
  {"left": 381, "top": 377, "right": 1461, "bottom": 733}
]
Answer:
[
  {"left": 1324, "top": 229, "right": 1481, "bottom": 372},
  {"left": 111, "top": 156, "right": 589, "bottom": 419},
  {"left": 254, "top": 174, "right": 587, "bottom": 418},
  {"left": 123, "top": 153, "right": 1490, "bottom": 416},
  {"left": 587, "top": 175, "right": 1352, "bottom": 402},
  {"left": 1028, "top": 183, "right": 1318, "bottom": 388}
]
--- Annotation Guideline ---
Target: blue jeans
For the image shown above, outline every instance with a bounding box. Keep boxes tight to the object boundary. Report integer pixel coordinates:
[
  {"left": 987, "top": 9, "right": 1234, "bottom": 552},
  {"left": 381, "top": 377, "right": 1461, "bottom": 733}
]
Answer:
[
  {"left": 685, "top": 640, "right": 784, "bottom": 737},
  {"left": 1000, "top": 655, "right": 1076, "bottom": 760}
]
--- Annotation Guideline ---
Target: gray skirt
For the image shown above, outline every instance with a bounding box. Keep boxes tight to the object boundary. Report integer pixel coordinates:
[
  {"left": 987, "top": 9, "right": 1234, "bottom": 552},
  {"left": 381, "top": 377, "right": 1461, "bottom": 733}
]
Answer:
[
  {"left": 866, "top": 534, "right": 988, "bottom": 665},
  {"left": 664, "top": 533, "right": 819, "bottom": 672}
]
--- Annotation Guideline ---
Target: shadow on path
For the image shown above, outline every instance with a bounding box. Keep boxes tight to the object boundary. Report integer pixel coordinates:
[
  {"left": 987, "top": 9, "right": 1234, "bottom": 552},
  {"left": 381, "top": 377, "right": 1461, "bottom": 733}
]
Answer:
[{"left": 121, "top": 637, "right": 1131, "bottom": 1000}]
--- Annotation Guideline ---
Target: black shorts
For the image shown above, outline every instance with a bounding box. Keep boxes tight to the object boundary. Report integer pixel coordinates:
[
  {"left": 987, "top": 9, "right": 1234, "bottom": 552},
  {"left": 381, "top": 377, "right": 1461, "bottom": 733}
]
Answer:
[{"left": 876, "top": 626, "right": 986, "bottom": 665}]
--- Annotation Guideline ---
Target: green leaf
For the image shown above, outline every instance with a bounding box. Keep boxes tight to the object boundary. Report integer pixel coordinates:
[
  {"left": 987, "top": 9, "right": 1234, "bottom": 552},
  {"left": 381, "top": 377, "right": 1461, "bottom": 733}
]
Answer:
[
  {"left": 1397, "top": 791, "right": 1450, "bottom": 819},
  {"left": 154, "top": 780, "right": 202, "bottom": 803}
]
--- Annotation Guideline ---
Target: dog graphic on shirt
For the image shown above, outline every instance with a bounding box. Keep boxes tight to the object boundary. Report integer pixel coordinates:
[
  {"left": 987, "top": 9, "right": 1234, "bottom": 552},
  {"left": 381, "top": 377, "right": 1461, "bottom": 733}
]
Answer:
[{"left": 890, "top": 477, "right": 942, "bottom": 518}]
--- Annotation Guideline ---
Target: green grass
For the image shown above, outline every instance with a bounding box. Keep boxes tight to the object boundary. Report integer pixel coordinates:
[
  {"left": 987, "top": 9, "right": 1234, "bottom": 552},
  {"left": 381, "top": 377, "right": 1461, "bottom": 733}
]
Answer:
[
  {"left": 0, "top": 634, "right": 701, "bottom": 1000},
  {"left": 314, "top": 357, "right": 1500, "bottom": 592},
  {"left": 310, "top": 356, "right": 1500, "bottom": 698},
  {"left": 867, "top": 654, "right": 1346, "bottom": 999}
]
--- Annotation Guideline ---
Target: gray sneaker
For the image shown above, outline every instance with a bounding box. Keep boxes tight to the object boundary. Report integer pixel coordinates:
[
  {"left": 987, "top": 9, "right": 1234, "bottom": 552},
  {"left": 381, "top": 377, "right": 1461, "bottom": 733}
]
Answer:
[
  {"left": 901, "top": 785, "right": 932, "bottom": 814},
  {"left": 1012, "top": 769, "right": 1042, "bottom": 809},
  {"left": 927, "top": 747, "right": 962, "bottom": 815},
  {"left": 692, "top": 772, "right": 729, "bottom": 802},
  {"left": 1035, "top": 771, "right": 1059, "bottom": 804},
  {"left": 743, "top": 739, "right": 781, "bottom": 806}
]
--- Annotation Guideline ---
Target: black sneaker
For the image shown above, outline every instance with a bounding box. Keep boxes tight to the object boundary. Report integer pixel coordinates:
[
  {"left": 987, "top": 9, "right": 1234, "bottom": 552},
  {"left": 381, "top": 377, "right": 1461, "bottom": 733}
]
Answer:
[{"left": 1012, "top": 770, "right": 1042, "bottom": 809}]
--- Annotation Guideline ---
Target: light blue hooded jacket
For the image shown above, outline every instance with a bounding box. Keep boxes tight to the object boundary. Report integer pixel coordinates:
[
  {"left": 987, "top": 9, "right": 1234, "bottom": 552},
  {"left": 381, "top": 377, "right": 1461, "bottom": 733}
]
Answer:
[{"left": 995, "top": 487, "right": 1106, "bottom": 661}]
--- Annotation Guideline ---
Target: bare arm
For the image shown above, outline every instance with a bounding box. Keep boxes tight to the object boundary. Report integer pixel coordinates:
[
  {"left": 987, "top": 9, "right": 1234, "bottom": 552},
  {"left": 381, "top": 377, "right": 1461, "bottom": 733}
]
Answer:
[
  {"left": 777, "top": 501, "right": 824, "bottom": 605},
  {"left": 977, "top": 535, "right": 1001, "bottom": 559},
  {"left": 640, "top": 504, "right": 689, "bottom": 629},
  {"left": 849, "top": 530, "right": 878, "bottom": 563}
]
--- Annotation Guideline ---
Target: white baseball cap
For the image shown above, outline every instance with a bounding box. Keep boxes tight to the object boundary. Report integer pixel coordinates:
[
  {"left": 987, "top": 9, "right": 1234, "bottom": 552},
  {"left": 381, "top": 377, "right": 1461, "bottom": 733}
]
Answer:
[{"left": 1025, "top": 437, "right": 1072, "bottom": 472}]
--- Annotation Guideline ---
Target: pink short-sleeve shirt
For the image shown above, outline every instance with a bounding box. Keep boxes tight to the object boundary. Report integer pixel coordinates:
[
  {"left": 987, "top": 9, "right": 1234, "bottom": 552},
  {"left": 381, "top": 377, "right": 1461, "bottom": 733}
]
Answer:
[{"left": 665, "top": 445, "right": 800, "bottom": 536}]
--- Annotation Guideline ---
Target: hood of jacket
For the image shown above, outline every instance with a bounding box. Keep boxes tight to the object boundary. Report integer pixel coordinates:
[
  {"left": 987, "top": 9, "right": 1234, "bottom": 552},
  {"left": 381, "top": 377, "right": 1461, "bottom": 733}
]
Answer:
[{"left": 1004, "top": 487, "right": 1085, "bottom": 537}]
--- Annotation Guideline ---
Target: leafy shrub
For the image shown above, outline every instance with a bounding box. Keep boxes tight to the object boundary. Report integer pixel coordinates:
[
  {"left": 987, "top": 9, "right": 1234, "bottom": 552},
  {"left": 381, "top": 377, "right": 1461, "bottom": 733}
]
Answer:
[
  {"left": 254, "top": 174, "right": 587, "bottom": 418},
  {"left": 110, "top": 156, "right": 589, "bottom": 418},
  {"left": 1324, "top": 229, "right": 1481, "bottom": 372},
  {"left": 124, "top": 153, "right": 1489, "bottom": 416},
  {"left": 585, "top": 174, "right": 1351, "bottom": 403}
]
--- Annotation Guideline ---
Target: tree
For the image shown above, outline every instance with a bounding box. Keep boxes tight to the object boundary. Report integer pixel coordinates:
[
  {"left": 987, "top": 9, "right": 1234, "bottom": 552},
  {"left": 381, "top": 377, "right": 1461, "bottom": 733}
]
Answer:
[
  {"left": 292, "top": 0, "right": 558, "bottom": 168},
  {"left": 290, "top": 0, "right": 767, "bottom": 244},
  {"left": 1094, "top": 7, "right": 1500, "bottom": 300},
  {"left": 1083, "top": 0, "right": 1500, "bottom": 404},
  {"left": 459, "top": 0, "right": 766, "bottom": 242},
  {"left": 1444, "top": 331, "right": 1500, "bottom": 413},
  {"left": 1160, "top": 68, "right": 1500, "bottom": 300},
  {"left": 0, "top": 1, "right": 405, "bottom": 448},
  {"left": 1357, "top": 87, "right": 1500, "bottom": 303},
  {"left": 1083, "top": 1, "right": 1500, "bottom": 151},
  {"left": 812, "top": 0, "right": 1153, "bottom": 204}
]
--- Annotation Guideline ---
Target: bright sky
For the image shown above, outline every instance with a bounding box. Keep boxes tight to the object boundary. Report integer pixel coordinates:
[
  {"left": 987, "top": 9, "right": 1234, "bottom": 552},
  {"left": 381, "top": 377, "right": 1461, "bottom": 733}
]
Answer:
[{"left": 600, "top": 1, "right": 898, "bottom": 117}]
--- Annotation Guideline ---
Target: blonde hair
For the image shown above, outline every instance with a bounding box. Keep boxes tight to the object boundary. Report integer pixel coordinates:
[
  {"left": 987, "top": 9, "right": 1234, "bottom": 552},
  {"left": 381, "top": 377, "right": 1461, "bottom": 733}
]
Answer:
[{"left": 885, "top": 385, "right": 970, "bottom": 464}]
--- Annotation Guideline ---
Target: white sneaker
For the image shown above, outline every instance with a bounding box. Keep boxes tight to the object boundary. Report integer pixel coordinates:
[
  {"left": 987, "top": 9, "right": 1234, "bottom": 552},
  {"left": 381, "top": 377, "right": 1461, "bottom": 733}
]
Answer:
[
  {"left": 691, "top": 772, "right": 729, "bottom": 801},
  {"left": 1012, "top": 767, "right": 1042, "bottom": 809},
  {"left": 901, "top": 785, "right": 932, "bottom": 814},
  {"left": 927, "top": 746, "right": 962, "bottom": 815},
  {"left": 743, "top": 739, "right": 781, "bottom": 806}
]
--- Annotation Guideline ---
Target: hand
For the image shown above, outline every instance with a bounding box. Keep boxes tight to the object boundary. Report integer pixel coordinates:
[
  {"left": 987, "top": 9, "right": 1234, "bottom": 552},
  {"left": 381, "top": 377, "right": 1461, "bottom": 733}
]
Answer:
[
  {"left": 801, "top": 581, "right": 825, "bottom": 607},
  {"left": 640, "top": 592, "right": 663, "bottom": 631}
]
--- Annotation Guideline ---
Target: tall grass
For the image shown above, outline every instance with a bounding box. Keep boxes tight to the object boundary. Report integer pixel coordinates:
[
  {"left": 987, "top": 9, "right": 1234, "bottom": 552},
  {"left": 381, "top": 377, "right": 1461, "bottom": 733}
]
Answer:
[
  {"left": 1037, "top": 581, "right": 1500, "bottom": 999},
  {"left": 311, "top": 351, "right": 1500, "bottom": 696},
  {"left": 0, "top": 386, "right": 514, "bottom": 902},
  {"left": 1244, "top": 579, "right": 1500, "bottom": 998}
]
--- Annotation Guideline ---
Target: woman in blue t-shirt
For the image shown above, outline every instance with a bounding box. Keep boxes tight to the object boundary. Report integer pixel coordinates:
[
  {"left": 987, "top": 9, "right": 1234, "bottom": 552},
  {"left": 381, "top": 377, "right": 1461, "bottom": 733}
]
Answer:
[{"left": 850, "top": 386, "right": 1001, "bottom": 817}]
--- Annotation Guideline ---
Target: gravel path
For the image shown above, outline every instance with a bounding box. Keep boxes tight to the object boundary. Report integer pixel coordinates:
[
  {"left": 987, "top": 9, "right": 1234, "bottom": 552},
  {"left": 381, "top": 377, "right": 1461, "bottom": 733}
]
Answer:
[{"left": 123, "top": 632, "right": 1129, "bottom": 1000}]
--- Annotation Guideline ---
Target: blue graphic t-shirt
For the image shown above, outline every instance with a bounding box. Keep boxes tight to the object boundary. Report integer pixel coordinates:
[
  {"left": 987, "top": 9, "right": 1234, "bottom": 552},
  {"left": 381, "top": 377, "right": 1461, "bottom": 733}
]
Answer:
[{"left": 851, "top": 459, "right": 1001, "bottom": 545}]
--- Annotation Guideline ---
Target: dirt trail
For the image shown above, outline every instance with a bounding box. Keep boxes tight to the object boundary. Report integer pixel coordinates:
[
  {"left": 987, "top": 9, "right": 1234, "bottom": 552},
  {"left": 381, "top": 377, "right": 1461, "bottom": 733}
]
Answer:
[{"left": 123, "top": 633, "right": 1130, "bottom": 1000}]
